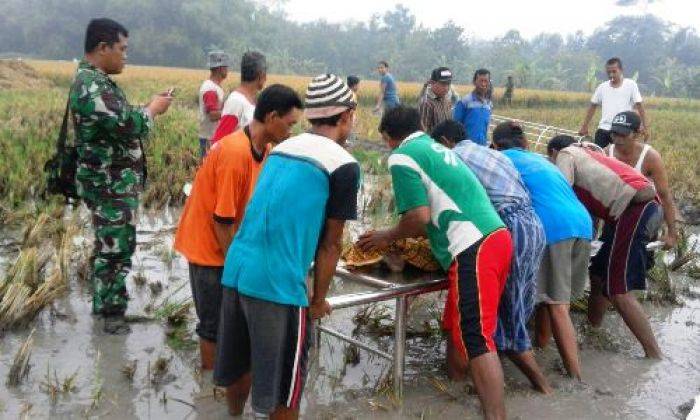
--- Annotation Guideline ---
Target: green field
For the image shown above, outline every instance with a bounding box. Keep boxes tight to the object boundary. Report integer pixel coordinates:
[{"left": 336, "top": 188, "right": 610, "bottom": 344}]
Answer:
[{"left": 1, "top": 59, "right": 699, "bottom": 222}]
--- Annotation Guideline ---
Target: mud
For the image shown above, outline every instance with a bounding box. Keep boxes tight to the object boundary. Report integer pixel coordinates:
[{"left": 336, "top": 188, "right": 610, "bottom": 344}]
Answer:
[{"left": 0, "top": 207, "right": 698, "bottom": 419}]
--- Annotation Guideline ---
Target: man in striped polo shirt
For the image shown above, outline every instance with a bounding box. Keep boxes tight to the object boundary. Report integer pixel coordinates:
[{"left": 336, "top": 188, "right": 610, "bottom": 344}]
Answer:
[
  {"left": 214, "top": 74, "right": 360, "bottom": 419},
  {"left": 359, "top": 106, "right": 511, "bottom": 419}
]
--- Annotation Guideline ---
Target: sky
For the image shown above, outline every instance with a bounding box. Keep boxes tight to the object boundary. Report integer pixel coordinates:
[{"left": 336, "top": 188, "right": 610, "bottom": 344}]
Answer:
[{"left": 274, "top": 0, "right": 700, "bottom": 40}]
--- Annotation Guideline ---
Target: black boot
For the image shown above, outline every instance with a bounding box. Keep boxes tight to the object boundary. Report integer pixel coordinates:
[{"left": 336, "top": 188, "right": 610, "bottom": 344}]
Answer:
[{"left": 102, "top": 306, "right": 131, "bottom": 335}]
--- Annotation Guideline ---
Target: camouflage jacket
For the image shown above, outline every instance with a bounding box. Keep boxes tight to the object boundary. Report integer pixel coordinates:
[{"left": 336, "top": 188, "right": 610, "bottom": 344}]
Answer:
[{"left": 69, "top": 60, "right": 152, "bottom": 192}]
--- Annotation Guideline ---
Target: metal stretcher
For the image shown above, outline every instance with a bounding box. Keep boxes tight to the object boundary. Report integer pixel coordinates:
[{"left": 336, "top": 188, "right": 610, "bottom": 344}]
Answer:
[{"left": 317, "top": 266, "right": 447, "bottom": 398}]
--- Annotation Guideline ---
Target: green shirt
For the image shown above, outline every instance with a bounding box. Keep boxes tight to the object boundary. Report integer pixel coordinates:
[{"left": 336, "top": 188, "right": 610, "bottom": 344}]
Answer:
[{"left": 388, "top": 132, "right": 504, "bottom": 269}]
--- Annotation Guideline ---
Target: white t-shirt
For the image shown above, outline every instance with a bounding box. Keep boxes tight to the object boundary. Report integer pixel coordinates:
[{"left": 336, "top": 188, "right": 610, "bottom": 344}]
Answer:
[
  {"left": 197, "top": 79, "right": 225, "bottom": 140},
  {"left": 221, "top": 90, "right": 255, "bottom": 130},
  {"left": 591, "top": 78, "right": 643, "bottom": 130}
]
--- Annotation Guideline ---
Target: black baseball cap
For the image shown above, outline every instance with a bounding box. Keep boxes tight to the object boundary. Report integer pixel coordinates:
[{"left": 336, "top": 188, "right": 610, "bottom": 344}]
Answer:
[
  {"left": 431, "top": 67, "right": 452, "bottom": 83},
  {"left": 610, "top": 111, "right": 641, "bottom": 135}
]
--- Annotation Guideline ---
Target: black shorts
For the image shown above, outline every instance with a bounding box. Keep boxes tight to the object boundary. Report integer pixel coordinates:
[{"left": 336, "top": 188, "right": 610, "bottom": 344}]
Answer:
[
  {"left": 590, "top": 201, "right": 662, "bottom": 296},
  {"left": 594, "top": 129, "right": 613, "bottom": 148},
  {"left": 188, "top": 263, "right": 223, "bottom": 342},
  {"left": 214, "top": 288, "right": 312, "bottom": 414}
]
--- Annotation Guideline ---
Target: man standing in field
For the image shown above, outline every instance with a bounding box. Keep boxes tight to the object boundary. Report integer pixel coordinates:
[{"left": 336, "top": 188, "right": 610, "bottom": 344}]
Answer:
[
  {"left": 373, "top": 60, "right": 400, "bottom": 114},
  {"left": 503, "top": 75, "right": 514, "bottom": 107},
  {"left": 546, "top": 134, "right": 663, "bottom": 358},
  {"left": 491, "top": 122, "right": 593, "bottom": 380},
  {"left": 359, "top": 107, "right": 512, "bottom": 419},
  {"left": 211, "top": 51, "right": 267, "bottom": 143},
  {"left": 431, "top": 120, "right": 552, "bottom": 394},
  {"left": 214, "top": 74, "right": 360, "bottom": 419},
  {"left": 418, "top": 67, "right": 454, "bottom": 134},
  {"left": 347, "top": 75, "right": 360, "bottom": 103},
  {"left": 71, "top": 18, "right": 172, "bottom": 334},
  {"left": 175, "top": 85, "right": 303, "bottom": 371},
  {"left": 454, "top": 69, "right": 493, "bottom": 146},
  {"left": 197, "top": 51, "right": 229, "bottom": 158},
  {"left": 578, "top": 57, "right": 649, "bottom": 147}
]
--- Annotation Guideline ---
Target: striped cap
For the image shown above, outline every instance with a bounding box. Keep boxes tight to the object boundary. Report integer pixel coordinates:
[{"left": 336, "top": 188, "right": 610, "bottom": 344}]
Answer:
[{"left": 305, "top": 74, "right": 357, "bottom": 119}]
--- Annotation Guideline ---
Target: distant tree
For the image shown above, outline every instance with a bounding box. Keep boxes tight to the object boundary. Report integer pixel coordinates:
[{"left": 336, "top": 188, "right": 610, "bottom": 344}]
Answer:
[
  {"left": 0, "top": 0, "right": 699, "bottom": 98},
  {"left": 587, "top": 14, "right": 670, "bottom": 86}
]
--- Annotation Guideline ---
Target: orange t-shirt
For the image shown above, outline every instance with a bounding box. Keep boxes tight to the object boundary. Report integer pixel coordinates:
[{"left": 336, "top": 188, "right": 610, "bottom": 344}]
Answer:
[{"left": 174, "top": 128, "right": 268, "bottom": 266}]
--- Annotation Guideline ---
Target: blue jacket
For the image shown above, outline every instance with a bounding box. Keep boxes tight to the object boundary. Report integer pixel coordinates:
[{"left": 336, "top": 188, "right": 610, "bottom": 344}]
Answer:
[{"left": 453, "top": 92, "right": 492, "bottom": 145}]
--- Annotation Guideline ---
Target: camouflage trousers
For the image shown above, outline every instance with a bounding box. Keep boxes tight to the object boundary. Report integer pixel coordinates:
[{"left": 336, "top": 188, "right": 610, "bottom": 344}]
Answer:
[{"left": 80, "top": 179, "right": 139, "bottom": 316}]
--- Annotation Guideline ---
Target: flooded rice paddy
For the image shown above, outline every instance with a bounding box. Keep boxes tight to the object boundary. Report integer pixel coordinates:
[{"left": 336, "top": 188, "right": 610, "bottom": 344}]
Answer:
[{"left": 0, "top": 204, "right": 698, "bottom": 419}]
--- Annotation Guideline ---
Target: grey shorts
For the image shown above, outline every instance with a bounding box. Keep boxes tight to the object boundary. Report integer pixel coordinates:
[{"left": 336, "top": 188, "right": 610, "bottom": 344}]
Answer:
[
  {"left": 537, "top": 239, "right": 591, "bottom": 304},
  {"left": 188, "top": 263, "right": 223, "bottom": 342},
  {"left": 213, "top": 288, "right": 312, "bottom": 414}
]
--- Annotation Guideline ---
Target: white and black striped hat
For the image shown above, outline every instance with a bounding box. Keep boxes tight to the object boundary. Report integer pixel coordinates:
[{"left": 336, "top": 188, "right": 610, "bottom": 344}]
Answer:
[{"left": 305, "top": 74, "right": 357, "bottom": 119}]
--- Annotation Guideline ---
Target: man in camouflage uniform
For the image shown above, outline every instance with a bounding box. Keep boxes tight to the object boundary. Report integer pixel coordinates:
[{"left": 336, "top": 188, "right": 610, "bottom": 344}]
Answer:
[{"left": 70, "top": 18, "right": 171, "bottom": 334}]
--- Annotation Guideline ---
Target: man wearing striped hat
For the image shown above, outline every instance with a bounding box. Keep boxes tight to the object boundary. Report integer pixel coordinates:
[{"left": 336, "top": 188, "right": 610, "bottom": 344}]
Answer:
[{"left": 214, "top": 74, "right": 360, "bottom": 419}]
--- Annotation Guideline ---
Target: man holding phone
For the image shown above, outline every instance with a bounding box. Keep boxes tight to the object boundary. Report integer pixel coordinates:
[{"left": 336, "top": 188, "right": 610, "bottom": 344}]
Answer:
[{"left": 70, "top": 18, "right": 172, "bottom": 334}]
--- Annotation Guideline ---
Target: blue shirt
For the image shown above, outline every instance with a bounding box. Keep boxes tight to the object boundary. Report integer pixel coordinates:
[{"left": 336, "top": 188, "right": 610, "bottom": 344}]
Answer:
[
  {"left": 453, "top": 92, "right": 492, "bottom": 145},
  {"left": 502, "top": 148, "right": 592, "bottom": 244},
  {"left": 453, "top": 140, "right": 531, "bottom": 214},
  {"left": 381, "top": 73, "right": 400, "bottom": 108},
  {"left": 222, "top": 133, "right": 360, "bottom": 307}
]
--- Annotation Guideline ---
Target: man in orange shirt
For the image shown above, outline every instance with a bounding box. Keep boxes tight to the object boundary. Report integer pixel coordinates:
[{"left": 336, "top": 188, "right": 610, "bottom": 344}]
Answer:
[{"left": 174, "top": 84, "right": 303, "bottom": 370}]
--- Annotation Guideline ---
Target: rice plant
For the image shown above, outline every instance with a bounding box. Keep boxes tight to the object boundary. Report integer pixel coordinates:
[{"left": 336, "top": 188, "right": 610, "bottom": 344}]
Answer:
[
  {"left": 6, "top": 328, "right": 35, "bottom": 386},
  {"left": 1, "top": 58, "right": 698, "bottom": 216}
]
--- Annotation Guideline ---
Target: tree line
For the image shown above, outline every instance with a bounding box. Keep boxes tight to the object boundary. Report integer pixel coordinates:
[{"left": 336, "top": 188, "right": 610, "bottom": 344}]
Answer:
[{"left": 2, "top": 0, "right": 700, "bottom": 98}]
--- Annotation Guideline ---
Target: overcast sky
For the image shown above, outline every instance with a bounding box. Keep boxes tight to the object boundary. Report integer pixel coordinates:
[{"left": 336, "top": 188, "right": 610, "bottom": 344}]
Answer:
[{"left": 276, "top": 0, "right": 699, "bottom": 39}]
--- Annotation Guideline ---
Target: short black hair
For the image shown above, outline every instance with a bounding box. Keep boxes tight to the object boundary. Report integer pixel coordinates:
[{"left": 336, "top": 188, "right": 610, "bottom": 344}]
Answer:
[
  {"left": 347, "top": 75, "right": 360, "bottom": 88},
  {"left": 308, "top": 113, "right": 344, "bottom": 127},
  {"left": 379, "top": 106, "right": 421, "bottom": 141},
  {"left": 547, "top": 135, "right": 578, "bottom": 154},
  {"left": 473, "top": 68, "right": 490, "bottom": 82},
  {"left": 431, "top": 120, "right": 466, "bottom": 143},
  {"left": 492, "top": 121, "right": 525, "bottom": 150},
  {"left": 84, "top": 18, "right": 128, "bottom": 53},
  {"left": 241, "top": 51, "right": 267, "bottom": 82},
  {"left": 378, "top": 61, "right": 389, "bottom": 68},
  {"left": 606, "top": 57, "right": 623, "bottom": 69},
  {"left": 253, "top": 84, "right": 303, "bottom": 123}
]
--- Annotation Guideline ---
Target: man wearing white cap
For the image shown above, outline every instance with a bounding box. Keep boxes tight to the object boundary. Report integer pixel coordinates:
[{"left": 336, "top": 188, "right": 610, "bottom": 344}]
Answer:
[
  {"left": 214, "top": 74, "right": 360, "bottom": 419},
  {"left": 197, "top": 51, "right": 229, "bottom": 158}
]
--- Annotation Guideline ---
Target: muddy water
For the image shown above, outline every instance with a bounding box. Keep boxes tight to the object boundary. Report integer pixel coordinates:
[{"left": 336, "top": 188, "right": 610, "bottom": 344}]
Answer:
[{"left": 0, "top": 207, "right": 698, "bottom": 419}]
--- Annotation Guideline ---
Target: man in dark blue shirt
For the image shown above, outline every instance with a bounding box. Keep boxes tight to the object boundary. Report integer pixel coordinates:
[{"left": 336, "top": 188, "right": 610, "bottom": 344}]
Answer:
[{"left": 454, "top": 68, "right": 493, "bottom": 146}]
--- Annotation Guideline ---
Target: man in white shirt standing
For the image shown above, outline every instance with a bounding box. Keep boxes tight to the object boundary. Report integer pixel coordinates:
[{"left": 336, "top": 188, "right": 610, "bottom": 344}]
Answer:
[
  {"left": 211, "top": 51, "right": 267, "bottom": 144},
  {"left": 579, "top": 57, "right": 649, "bottom": 148},
  {"left": 198, "top": 51, "right": 229, "bottom": 158}
]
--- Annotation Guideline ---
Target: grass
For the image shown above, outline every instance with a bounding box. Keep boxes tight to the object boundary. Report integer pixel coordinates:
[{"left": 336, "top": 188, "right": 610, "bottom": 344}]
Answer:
[
  {"left": 6, "top": 328, "right": 34, "bottom": 387},
  {"left": 154, "top": 293, "right": 197, "bottom": 351},
  {"left": 40, "top": 363, "right": 79, "bottom": 403},
  {"left": 0, "top": 58, "right": 698, "bottom": 217},
  {"left": 121, "top": 359, "right": 138, "bottom": 382}
]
